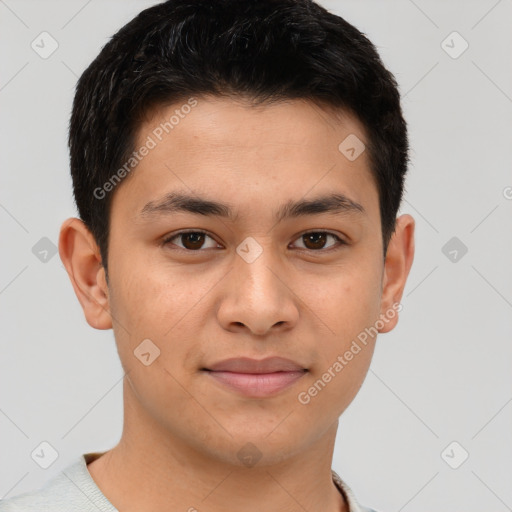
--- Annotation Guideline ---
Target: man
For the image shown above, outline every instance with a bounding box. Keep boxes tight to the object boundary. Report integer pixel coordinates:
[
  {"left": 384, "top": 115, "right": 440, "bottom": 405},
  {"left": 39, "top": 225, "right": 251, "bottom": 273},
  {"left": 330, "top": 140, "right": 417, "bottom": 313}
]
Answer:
[{"left": 0, "top": 0, "right": 414, "bottom": 510}]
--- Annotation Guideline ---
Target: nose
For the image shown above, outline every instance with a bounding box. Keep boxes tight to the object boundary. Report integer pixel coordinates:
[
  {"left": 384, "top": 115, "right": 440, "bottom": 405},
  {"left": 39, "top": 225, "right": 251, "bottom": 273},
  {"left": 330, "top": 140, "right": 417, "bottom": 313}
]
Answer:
[{"left": 216, "top": 244, "right": 299, "bottom": 336}]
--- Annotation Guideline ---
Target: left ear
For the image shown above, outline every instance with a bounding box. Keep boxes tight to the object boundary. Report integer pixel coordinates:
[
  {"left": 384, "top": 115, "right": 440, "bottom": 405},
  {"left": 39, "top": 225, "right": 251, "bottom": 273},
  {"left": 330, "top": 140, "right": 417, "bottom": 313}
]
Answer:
[{"left": 378, "top": 214, "right": 415, "bottom": 333}]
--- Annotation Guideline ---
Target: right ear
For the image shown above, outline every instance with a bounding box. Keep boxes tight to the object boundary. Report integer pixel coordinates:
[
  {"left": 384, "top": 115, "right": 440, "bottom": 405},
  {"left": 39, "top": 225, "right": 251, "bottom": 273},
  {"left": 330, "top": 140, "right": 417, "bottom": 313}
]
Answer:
[{"left": 58, "top": 218, "right": 112, "bottom": 330}]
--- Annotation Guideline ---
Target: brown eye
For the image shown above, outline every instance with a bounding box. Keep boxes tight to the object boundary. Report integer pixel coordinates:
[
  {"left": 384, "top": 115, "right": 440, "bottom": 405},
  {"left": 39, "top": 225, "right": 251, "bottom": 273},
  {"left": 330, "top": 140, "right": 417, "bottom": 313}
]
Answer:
[
  {"left": 163, "top": 231, "right": 219, "bottom": 251},
  {"left": 179, "top": 232, "right": 206, "bottom": 250},
  {"left": 292, "top": 231, "right": 345, "bottom": 251},
  {"left": 303, "top": 232, "right": 328, "bottom": 250}
]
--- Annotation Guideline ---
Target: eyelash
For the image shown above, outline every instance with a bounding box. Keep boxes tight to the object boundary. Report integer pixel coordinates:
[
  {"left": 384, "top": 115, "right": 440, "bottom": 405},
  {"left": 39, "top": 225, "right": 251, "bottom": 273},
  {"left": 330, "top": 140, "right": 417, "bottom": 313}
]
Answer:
[{"left": 161, "top": 230, "right": 347, "bottom": 253}]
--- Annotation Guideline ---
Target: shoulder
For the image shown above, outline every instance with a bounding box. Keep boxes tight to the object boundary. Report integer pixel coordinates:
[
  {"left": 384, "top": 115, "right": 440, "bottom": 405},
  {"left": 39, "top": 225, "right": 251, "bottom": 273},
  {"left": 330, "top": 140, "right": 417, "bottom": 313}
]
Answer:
[
  {"left": 0, "top": 453, "right": 116, "bottom": 512},
  {"left": 0, "top": 471, "right": 76, "bottom": 511}
]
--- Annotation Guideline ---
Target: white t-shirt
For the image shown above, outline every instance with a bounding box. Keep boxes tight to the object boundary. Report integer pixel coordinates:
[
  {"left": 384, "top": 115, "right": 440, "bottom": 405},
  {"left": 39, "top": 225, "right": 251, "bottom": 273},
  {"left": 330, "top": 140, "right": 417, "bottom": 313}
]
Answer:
[{"left": 0, "top": 452, "right": 379, "bottom": 512}]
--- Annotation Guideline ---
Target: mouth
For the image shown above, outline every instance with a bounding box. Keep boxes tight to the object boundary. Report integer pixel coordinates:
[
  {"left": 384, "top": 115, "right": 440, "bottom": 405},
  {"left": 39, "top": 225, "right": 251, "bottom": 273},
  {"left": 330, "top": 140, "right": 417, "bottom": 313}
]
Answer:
[{"left": 201, "top": 357, "right": 308, "bottom": 398}]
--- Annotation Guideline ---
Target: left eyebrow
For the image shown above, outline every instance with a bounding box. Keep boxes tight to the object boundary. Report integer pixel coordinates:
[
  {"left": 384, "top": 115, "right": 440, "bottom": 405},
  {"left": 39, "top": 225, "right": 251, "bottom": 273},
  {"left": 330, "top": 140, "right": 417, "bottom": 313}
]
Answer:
[
  {"left": 137, "top": 191, "right": 366, "bottom": 223},
  {"left": 275, "top": 193, "right": 366, "bottom": 222}
]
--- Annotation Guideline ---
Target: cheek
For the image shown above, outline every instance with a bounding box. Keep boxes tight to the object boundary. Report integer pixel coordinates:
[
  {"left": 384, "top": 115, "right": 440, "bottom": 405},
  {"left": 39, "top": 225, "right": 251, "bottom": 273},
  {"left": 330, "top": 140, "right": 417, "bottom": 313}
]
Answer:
[
  {"left": 296, "top": 274, "right": 381, "bottom": 417},
  {"left": 317, "top": 265, "right": 382, "bottom": 340},
  {"left": 302, "top": 262, "right": 381, "bottom": 404},
  {"left": 108, "top": 260, "right": 210, "bottom": 380},
  {"left": 296, "top": 347, "right": 375, "bottom": 425},
  {"left": 109, "top": 254, "right": 201, "bottom": 334}
]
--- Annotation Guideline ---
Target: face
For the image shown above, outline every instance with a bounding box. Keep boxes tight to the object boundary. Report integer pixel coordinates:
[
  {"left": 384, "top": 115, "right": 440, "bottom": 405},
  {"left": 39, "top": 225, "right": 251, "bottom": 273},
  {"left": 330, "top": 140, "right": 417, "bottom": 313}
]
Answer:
[{"left": 61, "top": 95, "right": 414, "bottom": 467}]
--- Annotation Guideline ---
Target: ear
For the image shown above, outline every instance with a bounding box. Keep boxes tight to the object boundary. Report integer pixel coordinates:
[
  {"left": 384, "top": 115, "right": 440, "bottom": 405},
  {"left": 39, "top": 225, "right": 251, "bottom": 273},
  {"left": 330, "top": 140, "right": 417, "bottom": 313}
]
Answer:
[
  {"left": 58, "top": 217, "right": 112, "bottom": 330},
  {"left": 378, "top": 214, "right": 415, "bottom": 333}
]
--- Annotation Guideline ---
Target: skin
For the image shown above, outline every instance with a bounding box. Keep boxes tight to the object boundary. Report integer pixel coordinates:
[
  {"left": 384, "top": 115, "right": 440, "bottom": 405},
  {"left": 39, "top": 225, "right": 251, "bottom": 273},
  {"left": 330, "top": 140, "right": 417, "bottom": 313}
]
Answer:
[{"left": 59, "top": 95, "right": 415, "bottom": 512}]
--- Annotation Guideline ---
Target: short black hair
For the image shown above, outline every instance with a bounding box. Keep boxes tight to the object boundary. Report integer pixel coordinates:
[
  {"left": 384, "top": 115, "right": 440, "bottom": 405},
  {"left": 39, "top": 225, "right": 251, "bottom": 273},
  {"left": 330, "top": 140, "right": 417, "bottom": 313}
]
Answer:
[{"left": 69, "top": 0, "right": 409, "bottom": 279}]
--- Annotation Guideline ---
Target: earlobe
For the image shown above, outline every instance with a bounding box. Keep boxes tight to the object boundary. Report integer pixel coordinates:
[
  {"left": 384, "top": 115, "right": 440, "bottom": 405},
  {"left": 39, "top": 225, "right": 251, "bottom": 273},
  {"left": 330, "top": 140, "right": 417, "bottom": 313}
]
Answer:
[
  {"left": 58, "top": 217, "right": 112, "bottom": 330},
  {"left": 378, "top": 214, "right": 415, "bottom": 334}
]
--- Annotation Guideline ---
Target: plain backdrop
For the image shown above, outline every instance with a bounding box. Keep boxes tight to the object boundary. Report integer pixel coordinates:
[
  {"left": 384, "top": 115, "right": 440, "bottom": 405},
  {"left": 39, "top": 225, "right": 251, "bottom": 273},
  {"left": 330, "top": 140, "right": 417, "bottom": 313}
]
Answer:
[{"left": 1, "top": 1, "right": 511, "bottom": 510}]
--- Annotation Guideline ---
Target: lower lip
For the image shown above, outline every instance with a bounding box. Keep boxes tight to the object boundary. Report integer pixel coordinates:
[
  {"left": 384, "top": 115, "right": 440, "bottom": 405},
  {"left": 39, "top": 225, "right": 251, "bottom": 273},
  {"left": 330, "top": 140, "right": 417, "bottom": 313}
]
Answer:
[{"left": 205, "top": 370, "right": 306, "bottom": 397}]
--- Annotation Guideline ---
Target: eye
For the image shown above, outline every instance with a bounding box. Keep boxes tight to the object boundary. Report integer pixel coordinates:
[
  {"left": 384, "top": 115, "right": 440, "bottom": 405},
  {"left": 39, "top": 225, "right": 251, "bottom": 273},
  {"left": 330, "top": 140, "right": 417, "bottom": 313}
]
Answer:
[
  {"left": 291, "top": 231, "right": 346, "bottom": 251},
  {"left": 162, "top": 230, "right": 220, "bottom": 251},
  {"left": 162, "top": 230, "right": 346, "bottom": 253}
]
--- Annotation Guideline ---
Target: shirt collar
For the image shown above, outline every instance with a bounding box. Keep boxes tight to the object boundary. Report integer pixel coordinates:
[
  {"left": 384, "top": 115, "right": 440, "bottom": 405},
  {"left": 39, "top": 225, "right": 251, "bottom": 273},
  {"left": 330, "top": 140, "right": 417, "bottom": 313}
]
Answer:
[{"left": 332, "top": 469, "right": 368, "bottom": 512}]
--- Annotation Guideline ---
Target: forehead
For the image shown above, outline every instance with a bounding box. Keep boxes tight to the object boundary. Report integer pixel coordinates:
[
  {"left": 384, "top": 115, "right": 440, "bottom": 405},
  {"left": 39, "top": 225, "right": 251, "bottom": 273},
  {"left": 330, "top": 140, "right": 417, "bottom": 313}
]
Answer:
[
  {"left": 140, "top": 95, "right": 367, "bottom": 151},
  {"left": 111, "top": 95, "right": 378, "bottom": 224}
]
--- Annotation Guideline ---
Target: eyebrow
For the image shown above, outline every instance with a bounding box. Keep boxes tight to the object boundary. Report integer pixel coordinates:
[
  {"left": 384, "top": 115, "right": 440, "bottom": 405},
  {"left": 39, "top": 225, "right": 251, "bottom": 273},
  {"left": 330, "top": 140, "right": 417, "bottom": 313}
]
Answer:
[{"left": 138, "top": 191, "right": 366, "bottom": 223}]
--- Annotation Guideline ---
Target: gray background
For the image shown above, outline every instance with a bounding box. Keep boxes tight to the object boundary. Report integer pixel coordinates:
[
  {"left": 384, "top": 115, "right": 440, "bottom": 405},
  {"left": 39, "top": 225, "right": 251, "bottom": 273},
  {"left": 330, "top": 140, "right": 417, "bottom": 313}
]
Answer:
[{"left": 1, "top": 0, "right": 511, "bottom": 510}]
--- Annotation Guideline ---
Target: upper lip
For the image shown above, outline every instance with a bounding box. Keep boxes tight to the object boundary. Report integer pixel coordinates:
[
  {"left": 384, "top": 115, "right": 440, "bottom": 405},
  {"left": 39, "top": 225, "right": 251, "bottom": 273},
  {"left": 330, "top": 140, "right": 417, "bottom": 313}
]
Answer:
[{"left": 204, "top": 357, "right": 307, "bottom": 374}]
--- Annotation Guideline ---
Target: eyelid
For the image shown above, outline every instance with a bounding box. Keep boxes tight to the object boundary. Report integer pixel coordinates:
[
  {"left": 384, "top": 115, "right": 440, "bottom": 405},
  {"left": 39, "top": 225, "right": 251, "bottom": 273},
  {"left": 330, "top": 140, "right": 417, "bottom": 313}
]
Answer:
[{"left": 295, "top": 229, "right": 345, "bottom": 241}]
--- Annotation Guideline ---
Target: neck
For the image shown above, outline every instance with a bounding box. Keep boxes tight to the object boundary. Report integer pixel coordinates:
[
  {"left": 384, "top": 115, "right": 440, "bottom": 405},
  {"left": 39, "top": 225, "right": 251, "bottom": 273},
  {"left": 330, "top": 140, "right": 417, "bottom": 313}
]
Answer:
[{"left": 87, "top": 379, "right": 347, "bottom": 512}]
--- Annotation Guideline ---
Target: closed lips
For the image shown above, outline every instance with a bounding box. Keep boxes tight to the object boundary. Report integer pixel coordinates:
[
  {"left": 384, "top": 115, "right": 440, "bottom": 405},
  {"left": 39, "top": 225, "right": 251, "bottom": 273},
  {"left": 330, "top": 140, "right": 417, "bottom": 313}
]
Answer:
[
  {"left": 203, "top": 356, "right": 307, "bottom": 374},
  {"left": 202, "top": 357, "right": 308, "bottom": 397}
]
